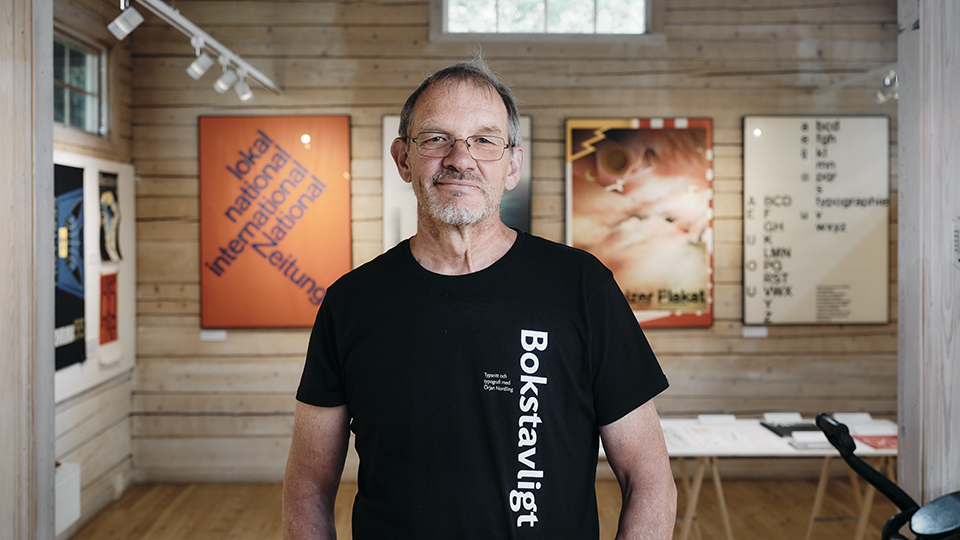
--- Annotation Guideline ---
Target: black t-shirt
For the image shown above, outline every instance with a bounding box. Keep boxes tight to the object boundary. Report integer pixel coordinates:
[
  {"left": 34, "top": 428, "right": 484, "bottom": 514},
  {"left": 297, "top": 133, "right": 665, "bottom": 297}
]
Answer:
[{"left": 297, "top": 231, "right": 668, "bottom": 539}]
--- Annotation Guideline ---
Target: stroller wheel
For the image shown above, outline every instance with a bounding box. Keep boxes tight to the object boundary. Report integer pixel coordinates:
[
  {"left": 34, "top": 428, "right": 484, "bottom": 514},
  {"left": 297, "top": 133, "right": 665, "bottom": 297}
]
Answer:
[{"left": 912, "top": 491, "right": 960, "bottom": 538}]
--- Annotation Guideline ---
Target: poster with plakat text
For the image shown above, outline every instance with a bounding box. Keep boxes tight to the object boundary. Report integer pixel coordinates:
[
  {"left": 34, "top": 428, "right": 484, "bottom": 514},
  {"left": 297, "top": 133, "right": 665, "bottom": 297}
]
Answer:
[
  {"left": 566, "top": 118, "right": 714, "bottom": 328},
  {"left": 199, "top": 116, "right": 352, "bottom": 328}
]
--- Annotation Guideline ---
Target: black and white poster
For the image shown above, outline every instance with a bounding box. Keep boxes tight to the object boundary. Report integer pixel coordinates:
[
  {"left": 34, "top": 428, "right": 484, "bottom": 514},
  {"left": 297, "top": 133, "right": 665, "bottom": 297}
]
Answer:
[
  {"left": 99, "top": 171, "right": 122, "bottom": 262},
  {"left": 743, "top": 116, "right": 890, "bottom": 325}
]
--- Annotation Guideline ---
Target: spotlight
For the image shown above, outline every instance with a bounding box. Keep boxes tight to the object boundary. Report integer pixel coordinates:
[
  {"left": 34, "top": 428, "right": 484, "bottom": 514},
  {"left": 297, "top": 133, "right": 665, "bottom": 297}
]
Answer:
[
  {"left": 875, "top": 69, "right": 898, "bottom": 104},
  {"left": 186, "top": 36, "right": 214, "bottom": 80},
  {"left": 187, "top": 52, "right": 214, "bottom": 80},
  {"left": 107, "top": 6, "right": 144, "bottom": 40},
  {"left": 213, "top": 68, "right": 238, "bottom": 93},
  {"left": 234, "top": 73, "right": 253, "bottom": 102},
  {"left": 875, "top": 86, "right": 898, "bottom": 104}
]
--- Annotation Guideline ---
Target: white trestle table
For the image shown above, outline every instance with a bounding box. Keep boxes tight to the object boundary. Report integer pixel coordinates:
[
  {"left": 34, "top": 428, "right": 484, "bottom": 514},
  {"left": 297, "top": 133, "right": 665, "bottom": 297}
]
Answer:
[{"left": 602, "top": 416, "right": 897, "bottom": 540}]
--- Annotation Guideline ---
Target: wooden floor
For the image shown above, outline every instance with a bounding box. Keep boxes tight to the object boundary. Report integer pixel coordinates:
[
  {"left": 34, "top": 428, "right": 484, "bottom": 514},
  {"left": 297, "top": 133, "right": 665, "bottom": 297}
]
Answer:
[{"left": 70, "top": 478, "right": 898, "bottom": 540}]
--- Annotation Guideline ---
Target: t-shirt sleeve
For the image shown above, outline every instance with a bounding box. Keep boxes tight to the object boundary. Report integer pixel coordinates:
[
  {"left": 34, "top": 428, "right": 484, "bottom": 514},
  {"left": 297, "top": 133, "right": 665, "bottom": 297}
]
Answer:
[
  {"left": 589, "top": 272, "right": 669, "bottom": 426},
  {"left": 295, "top": 294, "right": 347, "bottom": 407}
]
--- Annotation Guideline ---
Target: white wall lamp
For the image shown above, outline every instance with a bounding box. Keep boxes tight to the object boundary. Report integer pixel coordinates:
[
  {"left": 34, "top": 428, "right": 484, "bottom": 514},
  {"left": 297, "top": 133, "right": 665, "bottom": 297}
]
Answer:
[
  {"left": 812, "top": 62, "right": 897, "bottom": 104},
  {"left": 186, "top": 36, "right": 215, "bottom": 80},
  {"left": 234, "top": 71, "right": 254, "bottom": 102},
  {"left": 108, "top": 0, "right": 281, "bottom": 101},
  {"left": 107, "top": 0, "right": 144, "bottom": 40},
  {"left": 213, "top": 55, "right": 239, "bottom": 93},
  {"left": 875, "top": 69, "right": 898, "bottom": 104}
]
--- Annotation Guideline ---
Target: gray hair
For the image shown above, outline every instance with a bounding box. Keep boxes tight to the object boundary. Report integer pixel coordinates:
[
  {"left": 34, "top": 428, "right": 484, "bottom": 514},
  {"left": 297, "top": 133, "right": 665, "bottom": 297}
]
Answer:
[{"left": 398, "top": 59, "right": 522, "bottom": 148}]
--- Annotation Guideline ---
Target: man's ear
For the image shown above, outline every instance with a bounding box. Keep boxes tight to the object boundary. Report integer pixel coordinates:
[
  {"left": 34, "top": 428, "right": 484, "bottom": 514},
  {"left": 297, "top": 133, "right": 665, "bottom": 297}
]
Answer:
[
  {"left": 390, "top": 138, "right": 413, "bottom": 184},
  {"left": 504, "top": 146, "right": 524, "bottom": 191}
]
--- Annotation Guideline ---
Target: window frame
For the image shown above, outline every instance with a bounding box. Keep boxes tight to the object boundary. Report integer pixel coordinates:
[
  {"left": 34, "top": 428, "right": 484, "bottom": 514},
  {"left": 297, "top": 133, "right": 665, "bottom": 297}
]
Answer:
[
  {"left": 53, "top": 32, "right": 108, "bottom": 137},
  {"left": 429, "top": 0, "right": 665, "bottom": 44}
]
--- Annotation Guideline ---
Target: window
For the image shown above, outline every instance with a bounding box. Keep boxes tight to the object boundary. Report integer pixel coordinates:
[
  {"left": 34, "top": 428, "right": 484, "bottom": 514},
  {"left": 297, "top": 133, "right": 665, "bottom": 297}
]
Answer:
[
  {"left": 444, "top": 0, "right": 647, "bottom": 35},
  {"left": 54, "top": 36, "right": 106, "bottom": 136}
]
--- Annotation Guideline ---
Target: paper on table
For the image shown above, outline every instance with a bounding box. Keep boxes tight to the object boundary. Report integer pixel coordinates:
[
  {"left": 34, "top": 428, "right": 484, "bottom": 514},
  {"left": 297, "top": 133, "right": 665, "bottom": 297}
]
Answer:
[
  {"left": 853, "top": 435, "right": 898, "bottom": 450},
  {"left": 697, "top": 414, "right": 737, "bottom": 424},
  {"left": 688, "top": 426, "right": 743, "bottom": 449},
  {"left": 792, "top": 431, "right": 829, "bottom": 443},
  {"left": 790, "top": 430, "right": 832, "bottom": 449},
  {"left": 763, "top": 412, "right": 803, "bottom": 423},
  {"left": 833, "top": 412, "right": 873, "bottom": 424},
  {"left": 660, "top": 424, "right": 699, "bottom": 453},
  {"left": 849, "top": 422, "right": 898, "bottom": 436}
]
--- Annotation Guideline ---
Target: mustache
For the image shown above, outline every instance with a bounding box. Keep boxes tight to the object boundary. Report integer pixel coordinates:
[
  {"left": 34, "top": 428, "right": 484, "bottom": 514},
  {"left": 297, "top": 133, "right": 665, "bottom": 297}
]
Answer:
[{"left": 429, "top": 170, "right": 486, "bottom": 187}]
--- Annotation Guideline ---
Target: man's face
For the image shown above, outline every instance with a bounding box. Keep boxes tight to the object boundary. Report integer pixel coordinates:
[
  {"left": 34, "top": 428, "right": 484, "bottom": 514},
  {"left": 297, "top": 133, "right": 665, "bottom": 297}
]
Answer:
[{"left": 391, "top": 81, "right": 523, "bottom": 228}]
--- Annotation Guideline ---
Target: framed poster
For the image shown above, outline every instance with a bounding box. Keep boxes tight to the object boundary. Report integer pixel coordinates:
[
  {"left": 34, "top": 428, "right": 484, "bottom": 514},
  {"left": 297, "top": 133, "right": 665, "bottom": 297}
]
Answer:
[
  {"left": 199, "top": 116, "right": 352, "bottom": 328},
  {"left": 566, "top": 118, "right": 714, "bottom": 328},
  {"left": 99, "top": 273, "right": 118, "bottom": 345},
  {"left": 54, "top": 163, "right": 86, "bottom": 370},
  {"left": 381, "top": 115, "right": 533, "bottom": 251},
  {"left": 743, "top": 116, "right": 890, "bottom": 325},
  {"left": 53, "top": 151, "right": 136, "bottom": 403},
  {"left": 99, "top": 171, "right": 122, "bottom": 262}
]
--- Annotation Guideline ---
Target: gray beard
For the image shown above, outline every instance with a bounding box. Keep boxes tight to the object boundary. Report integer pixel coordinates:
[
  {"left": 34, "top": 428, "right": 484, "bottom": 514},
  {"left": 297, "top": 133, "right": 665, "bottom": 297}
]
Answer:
[{"left": 422, "top": 171, "right": 496, "bottom": 226}]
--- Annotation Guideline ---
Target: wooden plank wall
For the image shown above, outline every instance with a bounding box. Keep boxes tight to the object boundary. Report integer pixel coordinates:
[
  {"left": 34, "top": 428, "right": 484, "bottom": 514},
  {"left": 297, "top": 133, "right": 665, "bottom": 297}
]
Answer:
[
  {"left": 54, "top": 0, "right": 134, "bottom": 162},
  {"left": 896, "top": 0, "right": 960, "bottom": 502},
  {"left": 131, "top": 0, "right": 899, "bottom": 481},
  {"left": 52, "top": 0, "right": 136, "bottom": 536},
  {"left": 1, "top": 0, "right": 53, "bottom": 538}
]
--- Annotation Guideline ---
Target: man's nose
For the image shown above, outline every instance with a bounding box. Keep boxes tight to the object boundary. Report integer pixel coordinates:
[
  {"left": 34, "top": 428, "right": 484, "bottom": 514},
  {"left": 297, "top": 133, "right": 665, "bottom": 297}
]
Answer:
[{"left": 443, "top": 138, "right": 476, "bottom": 167}]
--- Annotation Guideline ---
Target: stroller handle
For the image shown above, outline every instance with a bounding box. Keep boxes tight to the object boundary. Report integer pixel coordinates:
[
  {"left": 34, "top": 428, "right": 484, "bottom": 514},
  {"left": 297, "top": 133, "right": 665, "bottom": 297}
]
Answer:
[
  {"left": 815, "top": 413, "right": 857, "bottom": 456},
  {"left": 815, "top": 413, "right": 919, "bottom": 513}
]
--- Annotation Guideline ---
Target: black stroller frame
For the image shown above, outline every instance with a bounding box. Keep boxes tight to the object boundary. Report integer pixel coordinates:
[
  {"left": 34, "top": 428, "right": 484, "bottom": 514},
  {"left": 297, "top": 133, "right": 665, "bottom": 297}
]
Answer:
[{"left": 816, "top": 413, "right": 960, "bottom": 540}]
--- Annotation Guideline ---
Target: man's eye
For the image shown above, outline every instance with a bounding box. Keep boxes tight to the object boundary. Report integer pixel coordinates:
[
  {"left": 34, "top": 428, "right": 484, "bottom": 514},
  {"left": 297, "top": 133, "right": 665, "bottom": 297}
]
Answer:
[
  {"left": 472, "top": 137, "right": 496, "bottom": 146},
  {"left": 424, "top": 135, "right": 449, "bottom": 144}
]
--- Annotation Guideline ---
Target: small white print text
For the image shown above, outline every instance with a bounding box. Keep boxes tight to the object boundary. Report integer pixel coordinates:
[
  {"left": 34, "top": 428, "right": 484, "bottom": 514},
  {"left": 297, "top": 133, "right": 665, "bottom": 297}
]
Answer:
[{"left": 483, "top": 372, "right": 514, "bottom": 393}]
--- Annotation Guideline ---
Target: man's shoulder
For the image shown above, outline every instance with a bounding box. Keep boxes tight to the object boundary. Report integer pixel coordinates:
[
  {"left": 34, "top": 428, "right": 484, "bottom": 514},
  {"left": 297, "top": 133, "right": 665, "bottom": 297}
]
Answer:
[
  {"left": 327, "top": 241, "right": 409, "bottom": 294},
  {"left": 519, "top": 232, "right": 610, "bottom": 274}
]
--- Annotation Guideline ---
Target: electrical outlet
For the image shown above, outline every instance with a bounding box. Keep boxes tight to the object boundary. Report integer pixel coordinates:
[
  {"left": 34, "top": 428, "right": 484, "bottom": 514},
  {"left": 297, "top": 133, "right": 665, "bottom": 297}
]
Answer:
[{"left": 112, "top": 472, "right": 125, "bottom": 500}]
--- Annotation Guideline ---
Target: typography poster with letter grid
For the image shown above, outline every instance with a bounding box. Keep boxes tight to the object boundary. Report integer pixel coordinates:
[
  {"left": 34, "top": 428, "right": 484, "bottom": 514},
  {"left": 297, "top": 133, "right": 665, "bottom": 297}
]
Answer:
[
  {"left": 742, "top": 116, "right": 889, "bottom": 325},
  {"left": 566, "top": 118, "right": 714, "bottom": 328},
  {"left": 199, "top": 116, "right": 352, "bottom": 328}
]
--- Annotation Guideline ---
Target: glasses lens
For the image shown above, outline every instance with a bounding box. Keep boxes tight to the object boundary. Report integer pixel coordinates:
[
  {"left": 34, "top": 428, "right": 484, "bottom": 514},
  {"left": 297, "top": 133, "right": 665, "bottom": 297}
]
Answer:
[
  {"left": 416, "top": 133, "right": 452, "bottom": 157},
  {"left": 466, "top": 136, "right": 506, "bottom": 161}
]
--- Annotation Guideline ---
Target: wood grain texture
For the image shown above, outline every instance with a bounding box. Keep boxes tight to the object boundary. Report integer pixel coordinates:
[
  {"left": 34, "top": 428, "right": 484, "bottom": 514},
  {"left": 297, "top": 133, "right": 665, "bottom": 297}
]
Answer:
[
  {"left": 895, "top": 0, "right": 960, "bottom": 502},
  {"left": 1, "top": 1, "right": 46, "bottom": 538},
  {"left": 47, "top": 12, "right": 140, "bottom": 528},
  {"left": 67, "top": 478, "right": 901, "bottom": 540},
  {"left": 130, "top": 0, "right": 902, "bottom": 483}
]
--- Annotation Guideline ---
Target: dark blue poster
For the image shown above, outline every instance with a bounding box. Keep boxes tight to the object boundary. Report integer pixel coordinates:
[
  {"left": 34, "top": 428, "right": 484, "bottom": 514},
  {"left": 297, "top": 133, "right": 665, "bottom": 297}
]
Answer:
[{"left": 55, "top": 164, "right": 86, "bottom": 370}]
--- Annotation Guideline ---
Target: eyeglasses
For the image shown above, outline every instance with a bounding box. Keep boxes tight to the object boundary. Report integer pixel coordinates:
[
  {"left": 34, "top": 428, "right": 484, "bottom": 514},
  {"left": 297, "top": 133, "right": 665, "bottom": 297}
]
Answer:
[{"left": 409, "top": 132, "right": 511, "bottom": 161}]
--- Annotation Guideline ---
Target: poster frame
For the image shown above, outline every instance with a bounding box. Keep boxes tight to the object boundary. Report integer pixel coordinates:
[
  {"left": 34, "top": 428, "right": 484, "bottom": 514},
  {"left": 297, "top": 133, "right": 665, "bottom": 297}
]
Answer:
[
  {"left": 565, "top": 118, "right": 715, "bottom": 328},
  {"left": 741, "top": 115, "right": 890, "bottom": 325},
  {"left": 53, "top": 151, "right": 136, "bottom": 404},
  {"left": 198, "top": 115, "right": 353, "bottom": 329}
]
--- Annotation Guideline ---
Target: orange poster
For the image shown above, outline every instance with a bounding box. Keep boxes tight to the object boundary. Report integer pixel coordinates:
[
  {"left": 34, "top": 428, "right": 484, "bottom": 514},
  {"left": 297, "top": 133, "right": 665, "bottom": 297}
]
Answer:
[{"left": 199, "top": 116, "right": 351, "bottom": 328}]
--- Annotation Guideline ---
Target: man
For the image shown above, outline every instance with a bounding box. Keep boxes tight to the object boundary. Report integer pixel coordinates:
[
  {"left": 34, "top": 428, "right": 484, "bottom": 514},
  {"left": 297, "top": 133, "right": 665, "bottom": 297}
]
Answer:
[{"left": 282, "top": 59, "right": 677, "bottom": 539}]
